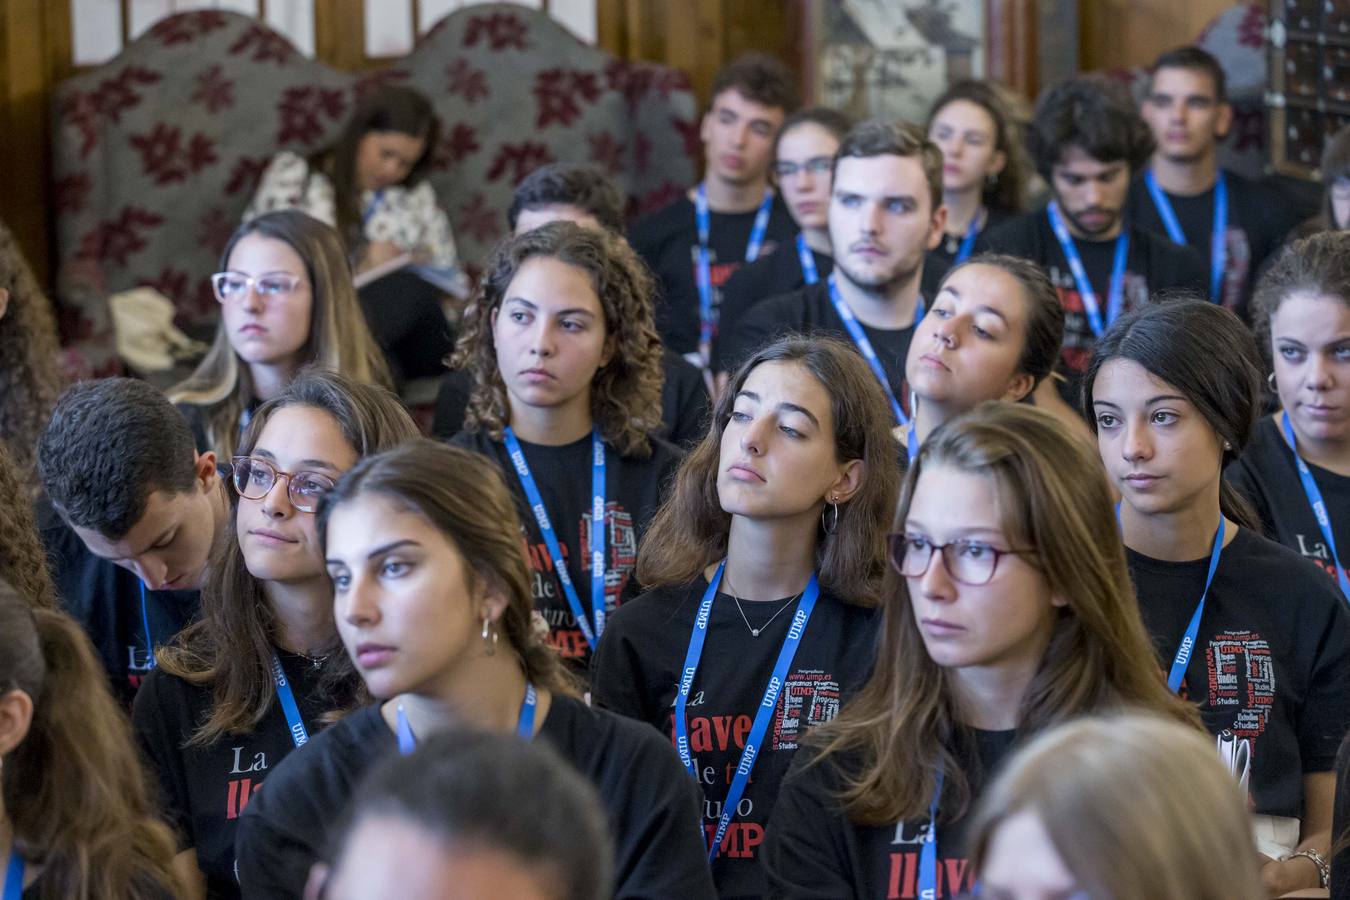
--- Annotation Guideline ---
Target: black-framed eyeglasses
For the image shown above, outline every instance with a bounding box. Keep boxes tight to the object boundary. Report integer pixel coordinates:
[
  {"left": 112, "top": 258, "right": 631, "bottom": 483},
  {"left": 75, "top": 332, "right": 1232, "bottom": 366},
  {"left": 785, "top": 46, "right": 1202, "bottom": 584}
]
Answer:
[
  {"left": 230, "top": 456, "right": 335, "bottom": 513},
  {"left": 773, "top": 156, "right": 833, "bottom": 178},
  {"left": 210, "top": 271, "right": 305, "bottom": 304},
  {"left": 887, "top": 532, "right": 1036, "bottom": 586}
]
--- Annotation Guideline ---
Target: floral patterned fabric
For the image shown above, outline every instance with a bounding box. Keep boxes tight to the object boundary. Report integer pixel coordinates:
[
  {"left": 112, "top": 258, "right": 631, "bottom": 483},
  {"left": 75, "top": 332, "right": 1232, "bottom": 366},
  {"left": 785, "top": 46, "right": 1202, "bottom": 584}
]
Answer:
[{"left": 51, "top": 4, "right": 699, "bottom": 375}]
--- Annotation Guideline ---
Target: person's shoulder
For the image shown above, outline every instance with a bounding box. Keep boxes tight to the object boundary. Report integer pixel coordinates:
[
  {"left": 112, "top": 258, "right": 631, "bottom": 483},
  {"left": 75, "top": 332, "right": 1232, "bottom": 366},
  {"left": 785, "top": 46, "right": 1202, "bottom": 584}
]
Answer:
[
  {"left": 750, "top": 282, "right": 830, "bottom": 320},
  {"left": 605, "top": 579, "right": 703, "bottom": 635},
  {"left": 549, "top": 693, "right": 680, "bottom": 769},
  {"left": 249, "top": 705, "right": 386, "bottom": 803},
  {"left": 1231, "top": 527, "right": 1344, "bottom": 600},
  {"left": 662, "top": 348, "right": 704, "bottom": 385},
  {"left": 132, "top": 665, "right": 210, "bottom": 727},
  {"left": 641, "top": 434, "right": 687, "bottom": 471},
  {"left": 447, "top": 428, "right": 498, "bottom": 455},
  {"left": 1133, "top": 225, "right": 1206, "bottom": 286},
  {"left": 982, "top": 210, "right": 1044, "bottom": 252},
  {"left": 628, "top": 196, "right": 695, "bottom": 247}
]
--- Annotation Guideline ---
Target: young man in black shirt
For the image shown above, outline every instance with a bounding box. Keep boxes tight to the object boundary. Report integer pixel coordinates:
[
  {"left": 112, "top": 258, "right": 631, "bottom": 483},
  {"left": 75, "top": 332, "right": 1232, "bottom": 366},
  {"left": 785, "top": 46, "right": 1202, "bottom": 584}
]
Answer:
[
  {"left": 985, "top": 75, "right": 1207, "bottom": 401},
  {"left": 718, "top": 119, "right": 945, "bottom": 413},
  {"left": 36, "top": 378, "right": 226, "bottom": 705},
  {"left": 1128, "top": 46, "right": 1298, "bottom": 318},
  {"left": 628, "top": 53, "right": 800, "bottom": 366},
  {"left": 433, "top": 163, "right": 709, "bottom": 448}
]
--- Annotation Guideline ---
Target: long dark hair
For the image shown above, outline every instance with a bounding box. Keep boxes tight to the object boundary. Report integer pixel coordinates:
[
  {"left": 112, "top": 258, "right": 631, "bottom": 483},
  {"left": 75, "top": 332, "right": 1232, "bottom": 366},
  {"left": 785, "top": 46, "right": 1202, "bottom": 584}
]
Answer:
[
  {"left": 638, "top": 335, "right": 899, "bottom": 605},
  {"left": 925, "top": 79, "right": 1031, "bottom": 215},
  {"left": 1082, "top": 300, "right": 1262, "bottom": 531},
  {"left": 309, "top": 86, "right": 439, "bottom": 253},
  {"left": 157, "top": 370, "right": 421, "bottom": 744},
  {"left": 0, "top": 441, "right": 57, "bottom": 609},
  {"left": 810, "top": 403, "right": 1197, "bottom": 826},
  {"left": 317, "top": 440, "right": 575, "bottom": 696},
  {"left": 0, "top": 220, "right": 62, "bottom": 487},
  {"left": 0, "top": 579, "right": 180, "bottom": 899}
]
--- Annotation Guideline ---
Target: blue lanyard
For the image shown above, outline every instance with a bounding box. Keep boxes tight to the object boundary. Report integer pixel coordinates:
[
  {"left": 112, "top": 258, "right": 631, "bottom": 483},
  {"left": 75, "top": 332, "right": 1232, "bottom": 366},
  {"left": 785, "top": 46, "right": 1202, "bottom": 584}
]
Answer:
[
  {"left": 1165, "top": 518, "right": 1226, "bottom": 693},
  {"left": 1282, "top": 412, "right": 1350, "bottom": 600},
  {"left": 1046, "top": 202, "right": 1130, "bottom": 338},
  {"left": 954, "top": 212, "right": 981, "bottom": 264},
  {"left": 270, "top": 654, "right": 309, "bottom": 749},
  {"left": 396, "top": 683, "right": 538, "bottom": 755},
  {"left": 139, "top": 582, "right": 156, "bottom": 669},
  {"left": 1144, "top": 170, "right": 1228, "bottom": 302},
  {"left": 673, "top": 561, "right": 820, "bottom": 861},
  {"left": 906, "top": 419, "right": 920, "bottom": 467},
  {"left": 695, "top": 185, "right": 773, "bottom": 352},
  {"left": 826, "top": 274, "right": 917, "bottom": 426},
  {"left": 2, "top": 849, "right": 21, "bottom": 900},
  {"left": 918, "top": 769, "right": 943, "bottom": 899},
  {"left": 796, "top": 233, "right": 820, "bottom": 285},
  {"left": 361, "top": 189, "right": 385, "bottom": 227},
  {"left": 502, "top": 427, "right": 606, "bottom": 650}
]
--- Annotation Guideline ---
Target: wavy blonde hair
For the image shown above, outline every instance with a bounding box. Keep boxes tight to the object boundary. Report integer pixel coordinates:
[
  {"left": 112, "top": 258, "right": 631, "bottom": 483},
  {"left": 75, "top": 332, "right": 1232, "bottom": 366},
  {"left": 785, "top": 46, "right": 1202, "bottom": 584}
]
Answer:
[
  {"left": 168, "top": 210, "right": 391, "bottom": 458},
  {"left": 449, "top": 221, "right": 663, "bottom": 458}
]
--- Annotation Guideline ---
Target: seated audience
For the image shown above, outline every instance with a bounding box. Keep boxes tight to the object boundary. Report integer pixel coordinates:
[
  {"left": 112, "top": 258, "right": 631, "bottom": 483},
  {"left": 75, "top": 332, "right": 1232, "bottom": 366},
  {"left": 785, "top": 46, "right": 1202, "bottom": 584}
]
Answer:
[
  {"left": 1229, "top": 232, "right": 1350, "bottom": 597},
  {"left": 447, "top": 222, "right": 682, "bottom": 673},
  {"left": 715, "top": 106, "right": 851, "bottom": 347},
  {"left": 630, "top": 53, "right": 799, "bottom": 367},
  {"left": 593, "top": 336, "right": 899, "bottom": 897},
  {"left": 719, "top": 119, "right": 946, "bottom": 421},
  {"left": 1087, "top": 299, "right": 1350, "bottom": 895},
  {"left": 303, "top": 728, "right": 614, "bottom": 900},
  {"left": 133, "top": 371, "right": 420, "bottom": 900},
  {"left": 1128, "top": 46, "right": 1298, "bottom": 314},
  {"left": 923, "top": 79, "right": 1030, "bottom": 287},
  {"left": 37, "top": 378, "right": 226, "bottom": 704},
  {"left": 969, "top": 714, "right": 1264, "bottom": 900},
  {"left": 0, "top": 577, "right": 181, "bottom": 899},
  {"left": 235, "top": 440, "right": 716, "bottom": 900},
  {"left": 168, "top": 210, "right": 390, "bottom": 458},
  {"left": 985, "top": 74, "right": 1207, "bottom": 403},
  {"left": 759, "top": 402, "right": 1195, "bottom": 898},
  {"left": 0, "top": 219, "right": 62, "bottom": 488},
  {"left": 433, "top": 163, "right": 709, "bottom": 448}
]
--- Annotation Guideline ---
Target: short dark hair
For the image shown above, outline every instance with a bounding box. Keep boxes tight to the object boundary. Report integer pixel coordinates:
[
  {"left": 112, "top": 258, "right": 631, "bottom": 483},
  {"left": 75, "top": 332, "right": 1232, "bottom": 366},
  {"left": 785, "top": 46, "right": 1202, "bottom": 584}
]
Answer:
[
  {"left": 775, "top": 106, "right": 853, "bottom": 158},
  {"left": 38, "top": 378, "right": 200, "bottom": 540},
  {"left": 943, "top": 254, "right": 1065, "bottom": 390},
  {"left": 507, "top": 163, "right": 625, "bottom": 234},
  {"left": 709, "top": 52, "right": 800, "bottom": 114},
  {"left": 1083, "top": 299, "right": 1261, "bottom": 531},
  {"left": 328, "top": 728, "right": 613, "bottom": 900},
  {"left": 1028, "top": 75, "right": 1156, "bottom": 180},
  {"left": 833, "top": 119, "right": 945, "bottom": 212},
  {"left": 1252, "top": 231, "right": 1350, "bottom": 359},
  {"left": 1149, "top": 46, "right": 1227, "bottom": 102}
]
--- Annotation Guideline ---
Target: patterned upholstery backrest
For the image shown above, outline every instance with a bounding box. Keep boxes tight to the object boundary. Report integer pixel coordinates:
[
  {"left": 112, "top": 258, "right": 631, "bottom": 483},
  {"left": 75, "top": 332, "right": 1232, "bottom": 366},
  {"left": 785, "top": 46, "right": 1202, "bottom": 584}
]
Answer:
[{"left": 51, "top": 4, "right": 699, "bottom": 375}]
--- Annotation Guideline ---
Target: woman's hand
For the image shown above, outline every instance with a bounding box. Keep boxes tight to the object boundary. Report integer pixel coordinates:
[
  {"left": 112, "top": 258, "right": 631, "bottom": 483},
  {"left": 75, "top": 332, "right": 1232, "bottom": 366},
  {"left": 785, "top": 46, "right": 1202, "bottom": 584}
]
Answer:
[{"left": 1258, "top": 853, "right": 1322, "bottom": 896}]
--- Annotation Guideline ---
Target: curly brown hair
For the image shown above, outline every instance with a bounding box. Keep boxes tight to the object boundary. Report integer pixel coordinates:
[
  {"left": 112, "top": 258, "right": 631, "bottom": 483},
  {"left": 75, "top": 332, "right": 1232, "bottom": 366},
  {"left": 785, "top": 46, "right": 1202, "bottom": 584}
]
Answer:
[
  {"left": 449, "top": 221, "right": 664, "bottom": 458},
  {"left": 0, "top": 441, "right": 57, "bottom": 610},
  {"left": 0, "top": 220, "right": 63, "bottom": 485}
]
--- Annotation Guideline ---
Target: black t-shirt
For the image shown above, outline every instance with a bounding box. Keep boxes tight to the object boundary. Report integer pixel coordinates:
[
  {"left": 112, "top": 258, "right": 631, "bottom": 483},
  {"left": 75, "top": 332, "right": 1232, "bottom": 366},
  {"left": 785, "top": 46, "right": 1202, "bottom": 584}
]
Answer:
[
  {"left": 449, "top": 429, "right": 683, "bottom": 672},
  {"left": 922, "top": 208, "right": 1011, "bottom": 294},
  {"left": 36, "top": 498, "right": 200, "bottom": 707},
  {"left": 234, "top": 695, "right": 718, "bottom": 900},
  {"left": 1126, "top": 528, "right": 1350, "bottom": 818},
  {"left": 1126, "top": 170, "right": 1298, "bottom": 320},
  {"left": 131, "top": 649, "right": 335, "bottom": 900},
  {"left": 716, "top": 243, "right": 833, "bottom": 367},
  {"left": 1332, "top": 735, "right": 1350, "bottom": 899},
  {"left": 590, "top": 576, "right": 879, "bottom": 899},
  {"left": 629, "top": 194, "right": 798, "bottom": 356},
  {"left": 1227, "top": 414, "right": 1350, "bottom": 588},
  {"left": 983, "top": 210, "right": 1208, "bottom": 400},
  {"left": 761, "top": 728, "right": 1018, "bottom": 899},
  {"left": 717, "top": 282, "right": 916, "bottom": 413},
  {"left": 430, "top": 352, "right": 710, "bottom": 450}
]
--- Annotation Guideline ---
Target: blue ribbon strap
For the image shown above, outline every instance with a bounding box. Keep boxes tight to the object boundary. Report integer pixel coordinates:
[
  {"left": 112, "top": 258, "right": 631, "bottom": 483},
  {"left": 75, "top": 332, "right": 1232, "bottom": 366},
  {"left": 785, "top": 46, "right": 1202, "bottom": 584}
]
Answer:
[
  {"left": 140, "top": 582, "right": 157, "bottom": 670},
  {"left": 917, "top": 768, "right": 943, "bottom": 899},
  {"left": 1144, "top": 170, "right": 1228, "bottom": 302},
  {"left": 2, "top": 850, "right": 22, "bottom": 900},
  {"left": 795, "top": 233, "right": 820, "bottom": 285},
  {"left": 396, "top": 683, "right": 539, "bottom": 755},
  {"left": 826, "top": 274, "right": 917, "bottom": 426},
  {"left": 1165, "top": 518, "right": 1226, "bottom": 693},
  {"left": 1282, "top": 412, "right": 1350, "bottom": 600},
  {"left": 695, "top": 185, "right": 774, "bottom": 357},
  {"left": 270, "top": 654, "right": 310, "bottom": 749},
  {"left": 954, "top": 213, "right": 981, "bottom": 264},
  {"left": 1046, "top": 202, "right": 1130, "bottom": 338}
]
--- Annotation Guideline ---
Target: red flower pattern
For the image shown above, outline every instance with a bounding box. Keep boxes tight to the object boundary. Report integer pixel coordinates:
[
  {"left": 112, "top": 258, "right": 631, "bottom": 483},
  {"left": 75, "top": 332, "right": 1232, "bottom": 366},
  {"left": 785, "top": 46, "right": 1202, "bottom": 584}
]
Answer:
[
  {"left": 639, "top": 182, "right": 685, "bottom": 216},
  {"left": 148, "top": 10, "right": 228, "bottom": 45},
  {"left": 485, "top": 141, "right": 554, "bottom": 185},
  {"left": 633, "top": 132, "right": 653, "bottom": 173},
  {"left": 276, "top": 85, "right": 346, "bottom": 146},
  {"left": 353, "top": 68, "right": 411, "bottom": 104},
  {"left": 463, "top": 13, "right": 529, "bottom": 51},
  {"left": 130, "top": 124, "right": 218, "bottom": 185},
  {"left": 228, "top": 24, "right": 295, "bottom": 65},
  {"left": 197, "top": 206, "right": 236, "bottom": 256},
  {"left": 191, "top": 65, "right": 235, "bottom": 113},
  {"left": 534, "top": 69, "right": 601, "bottom": 128},
  {"left": 445, "top": 59, "right": 489, "bottom": 103},
  {"left": 587, "top": 132, "right": 625, "bottom": 174},
  {"left": 225, "top": 156, "right": 271, "bottom": 196},
  {"left": 457, "top": 193, "right": 501, "bottom": 243},
  {"left": 53, "top": 173, "right": 92, "bottom": 214},
  {"left": 672, "top": 117, "right": 702, "bottom": 161},
  {"left": 77, "top": 207, "right": 165, "bottom": 266},
  {"left": 432, "top": 123, "right": 481, "bottom": 169}
]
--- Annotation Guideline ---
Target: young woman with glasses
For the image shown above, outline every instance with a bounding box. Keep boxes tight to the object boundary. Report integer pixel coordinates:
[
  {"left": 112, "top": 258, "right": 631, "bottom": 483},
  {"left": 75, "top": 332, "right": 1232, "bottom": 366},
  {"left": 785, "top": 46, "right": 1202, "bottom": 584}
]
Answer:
[
  {"left": 1087, "top": 299, "right": 1350, "bottom": 896},
  {"left": 759, "top": 401, "right": 1196, "bottom": 899},
  {"left": 590, "top": 335, "right": 899, "bottom": 898},
  {"left": 169, "top": 210, "right": 390, "bottom": 459},
  {"left": 132, "top": 370, "right": 419, "bottom": 900}
]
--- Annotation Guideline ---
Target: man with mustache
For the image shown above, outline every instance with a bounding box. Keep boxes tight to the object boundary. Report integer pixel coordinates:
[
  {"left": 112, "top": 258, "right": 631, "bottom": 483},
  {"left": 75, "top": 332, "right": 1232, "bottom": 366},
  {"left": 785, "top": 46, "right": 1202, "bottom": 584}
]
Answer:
[
  {"left": 985, "top": 75, "right": 1206, "bottom": 403},
  {"left": 718, "top": 120, "right": 946, "bottom": 420}
]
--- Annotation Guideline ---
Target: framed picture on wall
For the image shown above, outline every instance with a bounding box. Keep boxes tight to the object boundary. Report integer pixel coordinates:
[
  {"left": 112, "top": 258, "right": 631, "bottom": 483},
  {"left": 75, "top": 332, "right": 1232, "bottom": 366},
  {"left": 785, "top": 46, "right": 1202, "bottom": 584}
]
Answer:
[{"left": 1267, "top": 0, "right": 1350, "bottom": 178}]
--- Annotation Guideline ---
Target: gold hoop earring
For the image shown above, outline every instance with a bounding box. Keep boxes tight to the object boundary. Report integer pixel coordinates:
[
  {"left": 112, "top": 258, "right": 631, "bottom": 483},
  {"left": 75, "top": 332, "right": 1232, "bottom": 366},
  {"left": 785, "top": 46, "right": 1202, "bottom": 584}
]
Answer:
[
  {"left": 1267, "top": 371, "right": 1277, "bottom": 392},
  {"left": 822, "top": 497, "right": 840, "bottom": 535}
]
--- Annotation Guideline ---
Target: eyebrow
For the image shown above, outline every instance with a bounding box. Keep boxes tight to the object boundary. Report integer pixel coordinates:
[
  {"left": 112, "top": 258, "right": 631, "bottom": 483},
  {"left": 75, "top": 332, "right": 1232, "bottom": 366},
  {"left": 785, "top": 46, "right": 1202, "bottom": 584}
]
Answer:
[
  {"left": 937, "top": 287, "right": 1011, "bottom": 323},
  {"left": 1092, "top": 393, "right": 1188, "bottom": 409},
  {"left": 327, "top": 539, "right": 422, "bottom": 567},
  {"left": 252, "top": 448, "right": 341, "bottom": 472},
  {"left": 126, "top": 524, "right": 176, "bottom": 559},
  {"left": 504, "top": 297, "right": 597, "bottom": 318},
  {"left": 735, "top": 390, "right": 822, "bottom": 428},
  {"left": 904, "top": 521, "right": 1006, "bottom": 540}
]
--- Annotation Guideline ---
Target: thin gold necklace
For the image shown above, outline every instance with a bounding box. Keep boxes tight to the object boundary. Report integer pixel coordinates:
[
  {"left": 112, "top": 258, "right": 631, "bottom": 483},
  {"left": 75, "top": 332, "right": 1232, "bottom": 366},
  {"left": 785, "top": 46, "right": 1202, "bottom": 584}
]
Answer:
[{"left": 724, "top": 574, "right": 802, "bottom": 638}]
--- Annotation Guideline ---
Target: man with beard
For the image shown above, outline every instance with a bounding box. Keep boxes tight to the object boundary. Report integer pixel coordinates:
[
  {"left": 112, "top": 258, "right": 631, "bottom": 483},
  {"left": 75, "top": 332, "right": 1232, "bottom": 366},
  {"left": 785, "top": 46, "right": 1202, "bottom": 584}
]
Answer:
[
  {"left": 717, "top": 119, "right": 946, "bottom": 423},
  {"left": 985, "top": 75, "right": 1206, "bottom": 403},
  {"left": 1126, "top": 46, "right": 1298, "bottom": 319}
]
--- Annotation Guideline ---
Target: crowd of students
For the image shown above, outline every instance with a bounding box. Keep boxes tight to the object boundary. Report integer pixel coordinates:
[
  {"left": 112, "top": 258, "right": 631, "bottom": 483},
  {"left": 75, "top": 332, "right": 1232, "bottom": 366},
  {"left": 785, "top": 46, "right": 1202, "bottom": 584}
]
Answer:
[{"left": 3, "top": 39, "right": 1350, "bottom": 900}]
